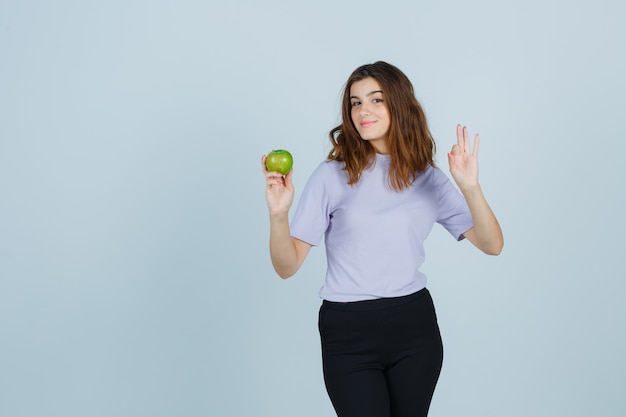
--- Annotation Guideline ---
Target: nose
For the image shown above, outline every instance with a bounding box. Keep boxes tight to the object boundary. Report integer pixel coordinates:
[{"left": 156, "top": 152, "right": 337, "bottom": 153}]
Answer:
[{"left": 359, "top": 103, "right": 371, "bottom": 117}]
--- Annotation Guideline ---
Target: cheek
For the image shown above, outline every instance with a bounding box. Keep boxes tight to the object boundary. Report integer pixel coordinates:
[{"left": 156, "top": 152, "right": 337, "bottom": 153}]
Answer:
[
  {"left": 380, "top": 107, "right": 390, "bottom": 121},
  {"left": 380, "top": 112, "right": 391, "bottom": 129},
  {"left": 350, "top": 109, "right": 360, "bottom": 127},
  {"left": 350, "top": 107, "right": 358, "bottom": 120}
]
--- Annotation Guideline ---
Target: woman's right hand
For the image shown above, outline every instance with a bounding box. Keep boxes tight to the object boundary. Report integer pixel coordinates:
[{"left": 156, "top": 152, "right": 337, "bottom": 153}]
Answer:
[{"left": 261, "top": 155, "right": 294, "bottom": 218}]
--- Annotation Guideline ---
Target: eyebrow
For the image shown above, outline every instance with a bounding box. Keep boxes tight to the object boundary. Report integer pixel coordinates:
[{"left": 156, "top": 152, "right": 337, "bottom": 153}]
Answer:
[{"left": 350, "top": 90, "right": 384, "bottom": 99}]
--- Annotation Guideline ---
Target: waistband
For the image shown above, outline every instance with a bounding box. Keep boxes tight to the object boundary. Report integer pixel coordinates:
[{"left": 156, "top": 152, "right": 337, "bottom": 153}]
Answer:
[{"left": 321, "top": 288, "right": 429, "bottom": 312}]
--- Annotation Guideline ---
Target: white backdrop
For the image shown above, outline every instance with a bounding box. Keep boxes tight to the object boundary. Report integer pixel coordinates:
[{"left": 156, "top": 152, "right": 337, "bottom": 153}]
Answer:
[{"left": 1, "top": 1, "right": 625, "bottom": 416}]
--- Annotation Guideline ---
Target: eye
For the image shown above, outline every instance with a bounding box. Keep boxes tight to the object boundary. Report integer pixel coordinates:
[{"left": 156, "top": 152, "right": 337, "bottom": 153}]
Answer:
[
  {"left": 373, "top": 98, "right": 384, "bottom": 104},
  {"left": 351, "top": 100, "right": 361, "bottom": 107}
]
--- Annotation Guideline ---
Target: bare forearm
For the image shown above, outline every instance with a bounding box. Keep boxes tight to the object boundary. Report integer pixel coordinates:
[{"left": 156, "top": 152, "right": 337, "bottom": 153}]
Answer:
[
  {"left": 461, "top": 185, "right": 504, "bottom": 255},
  {"left": 269, "top": 214, "right": 299, "bottom": 278}
]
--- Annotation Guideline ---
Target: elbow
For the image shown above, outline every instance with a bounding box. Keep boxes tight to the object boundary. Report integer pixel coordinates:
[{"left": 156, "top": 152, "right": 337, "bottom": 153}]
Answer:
[
  {"left": 485, "top": 238, "right": 504, "bottom": 256},
  {"left": 277, "top": 271, "right": 295, "bottom": 279},
  {"left": 485, "top": 247, "right": 502, "bottom": 256},
  {"left": 274, "top": 265, "right": 298, "bottom": 279}
]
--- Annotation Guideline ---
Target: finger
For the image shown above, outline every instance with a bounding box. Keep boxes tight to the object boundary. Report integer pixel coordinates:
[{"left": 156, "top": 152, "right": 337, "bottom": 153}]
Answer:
[
  {"left": 284, "top": 169, "right": 294, "bottom": 188},
  {"left": 456, "top": 124, "right": 463, "bottom": 148},
  {"left": 463, "top": 126, "right": 470, "bottom": 154},
  {"left": 266, "top": 176, "right": 285, "bottom": 189},
  {"left": 473, "top": 134, "right": 480, "bottom": 157},
  {"left": 449, "top": 144, "right": 460, "bottom": 155},
  {"left": 266, "top": 172, "right": 284, "bottom": 182}
]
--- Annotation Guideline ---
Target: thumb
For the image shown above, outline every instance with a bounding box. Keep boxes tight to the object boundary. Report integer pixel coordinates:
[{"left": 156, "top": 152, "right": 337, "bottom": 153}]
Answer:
[{"left": 284, "top": 169, "right": 294, "bottom": 188}]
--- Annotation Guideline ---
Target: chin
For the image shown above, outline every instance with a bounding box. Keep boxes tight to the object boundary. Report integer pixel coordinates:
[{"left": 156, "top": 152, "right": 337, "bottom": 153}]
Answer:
[{"left": 363, "top": 136, "right": 383, "bottom": 143}]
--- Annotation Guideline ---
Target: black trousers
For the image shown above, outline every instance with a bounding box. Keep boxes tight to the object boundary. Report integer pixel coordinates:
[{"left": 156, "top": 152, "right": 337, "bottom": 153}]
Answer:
[{"left": 318, "top": 288, "right": 443, "bottom": 417}]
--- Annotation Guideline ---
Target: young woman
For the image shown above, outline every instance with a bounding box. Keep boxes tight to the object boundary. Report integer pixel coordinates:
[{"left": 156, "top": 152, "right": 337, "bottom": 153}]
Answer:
[{"left": 261, "top": 61, "right": 503, "bottom": 417}]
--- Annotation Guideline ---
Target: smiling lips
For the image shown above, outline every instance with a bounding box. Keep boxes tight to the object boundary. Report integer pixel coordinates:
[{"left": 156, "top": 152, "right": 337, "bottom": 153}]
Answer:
[{"left": 360, "top": 121, "right": 376, "bottom": 128}]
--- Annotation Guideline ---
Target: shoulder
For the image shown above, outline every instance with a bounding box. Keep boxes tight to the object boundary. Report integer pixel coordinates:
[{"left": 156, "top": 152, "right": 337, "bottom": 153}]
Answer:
[
  {"left": 322, "top": 159, "right": 345, "bottom": 171},
  {"left": 297, "top": 160, "right": 345, "bottom": 209},
  {"left": 415, "top": 165, "right": 456, "bottom": 198},
  {"left": 299, "top": 160, "right": 347, "bottom": 197},
  {"left": 308, "top": 159, "right": 345, "bottom": 181},
  {"left": 428, "top": 165, "right": 452, "bottom": 185}
]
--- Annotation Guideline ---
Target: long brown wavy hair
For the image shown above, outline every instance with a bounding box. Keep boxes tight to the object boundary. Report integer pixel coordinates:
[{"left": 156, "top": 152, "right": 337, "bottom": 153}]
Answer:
[{"left": 328, "top": 61, "right": 436, "bottom": 191}]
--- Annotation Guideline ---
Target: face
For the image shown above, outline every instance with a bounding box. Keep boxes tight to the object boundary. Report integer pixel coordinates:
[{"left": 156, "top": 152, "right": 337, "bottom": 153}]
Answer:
[{"left": 349, "top": 77, "right": 391, "bottom": 154}]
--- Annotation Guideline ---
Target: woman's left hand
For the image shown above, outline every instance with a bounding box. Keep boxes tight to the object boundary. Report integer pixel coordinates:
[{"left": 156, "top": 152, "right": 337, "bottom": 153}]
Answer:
[
  {"left": 448, "top": 124, "right": 504, "bottom": 255},
  {"left": 448, "top": 124, "right": 479, "bottom": 190}
]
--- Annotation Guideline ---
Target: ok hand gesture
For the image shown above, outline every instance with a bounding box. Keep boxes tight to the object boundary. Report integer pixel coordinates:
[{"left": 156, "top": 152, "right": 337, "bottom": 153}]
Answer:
[{"left": 448, "top": 125, "right": 480, "bottom": 190}]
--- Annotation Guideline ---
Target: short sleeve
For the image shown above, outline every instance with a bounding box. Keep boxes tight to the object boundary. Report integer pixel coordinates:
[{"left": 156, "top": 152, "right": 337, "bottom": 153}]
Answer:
[
  {"left": 290, "top": 162, "right": 334, "bottom": 246},
  {"left": 432, "top": 167, "right": 474, "bottom": 240}
]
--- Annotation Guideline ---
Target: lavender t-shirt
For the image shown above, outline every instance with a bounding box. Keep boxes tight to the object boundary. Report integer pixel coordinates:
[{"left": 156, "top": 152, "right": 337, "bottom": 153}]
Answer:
[{"left": 291, "top": 153, "right": 473, "bottom": 302}]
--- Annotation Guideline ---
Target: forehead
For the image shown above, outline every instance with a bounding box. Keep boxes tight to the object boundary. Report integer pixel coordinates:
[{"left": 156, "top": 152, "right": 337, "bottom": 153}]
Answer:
[{"left": 350, "top": 77, "right": 382, "bottom": 97}]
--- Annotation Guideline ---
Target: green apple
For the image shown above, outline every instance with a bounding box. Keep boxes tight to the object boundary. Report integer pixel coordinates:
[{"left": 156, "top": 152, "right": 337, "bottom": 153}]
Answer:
[{"left": 265, "top": 149, "right": 293, "bottom": 175}]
